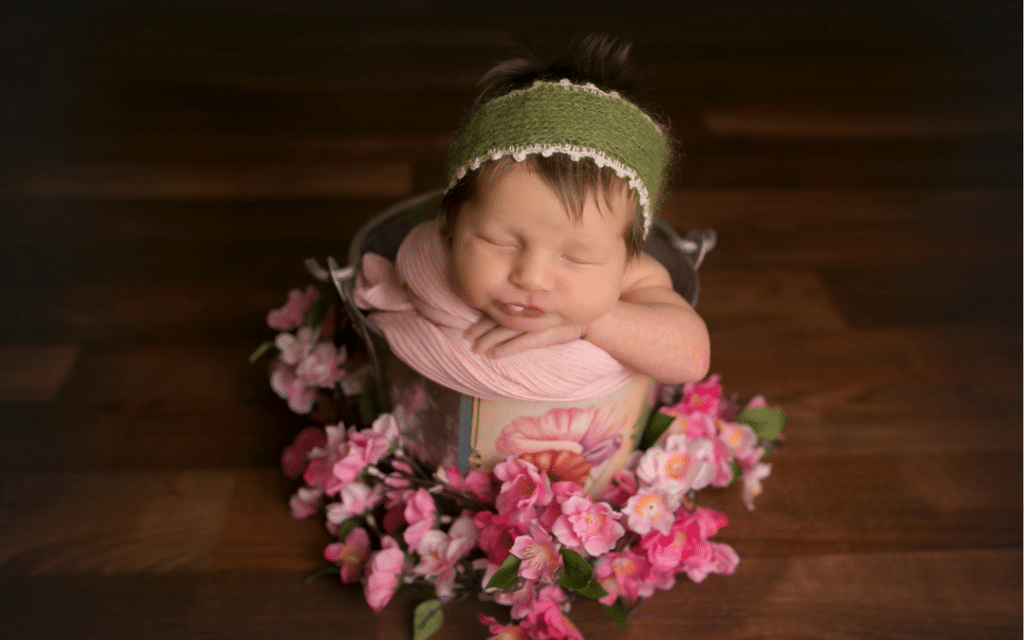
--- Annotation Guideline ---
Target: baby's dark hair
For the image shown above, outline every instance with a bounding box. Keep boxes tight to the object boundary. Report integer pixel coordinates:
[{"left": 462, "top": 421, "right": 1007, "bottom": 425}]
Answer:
[{"left": 439, "top": 34, "right": 675, "bottom": 259}]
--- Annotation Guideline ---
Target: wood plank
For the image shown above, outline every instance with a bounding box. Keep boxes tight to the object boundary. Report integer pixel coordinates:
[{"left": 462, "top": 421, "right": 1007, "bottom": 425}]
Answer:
[
  {"left": 10, "top": 162, "right": 414, "bottom": 200},
  {"left": 0, "top": 470, "right": 236, "bottom": 575},
  {"left": 1, "top": 551, "right": 1017, "bottom": 640},
  {"left": 0, "top": 345, "right": 78, "bottom": 403}
]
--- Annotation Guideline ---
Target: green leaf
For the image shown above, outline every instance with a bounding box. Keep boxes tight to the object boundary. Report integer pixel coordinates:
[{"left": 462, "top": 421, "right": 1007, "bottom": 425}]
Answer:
[
  {"left": 486, "top": 554, "right": 522, "bottom": 590},
  {"left": 303, "top": 295, "right": 333, "bottom": 329},
  {"left": 412, "top": 599, "right": 444, "bottom": 640},
  {"left": 603, "top": 600, "right": 629, "bottom": 628},
  {"left": 738, "top": 406, "right": 786, "bottom": 442},
  {"left": 558, "top": 548, "right": 594, "bottom": 591},
  {"left": 248, "top": 340, "right": 276, "bottom": 364},
  {"left": 640, "top": 411, "right": 675, "bottom": 449},
  {"left": 574, "top": 578, "right": 608, "bottom": 600},
  {"left": 730, "top": 459, "right": 742, "bottom": 483},
  {"left": 302, "top": 565, "right": 339, "bottom": 584}
]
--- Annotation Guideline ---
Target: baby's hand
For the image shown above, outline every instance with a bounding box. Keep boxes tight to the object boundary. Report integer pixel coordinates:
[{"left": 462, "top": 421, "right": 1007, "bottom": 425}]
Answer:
[{"left": 465, "top": 317, "right": 584, "bottom": 358}]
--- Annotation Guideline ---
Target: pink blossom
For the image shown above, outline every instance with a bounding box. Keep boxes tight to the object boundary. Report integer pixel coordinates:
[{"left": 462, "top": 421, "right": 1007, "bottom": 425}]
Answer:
[
  {"left": 495, "top": 405, "right": 626, "bottom": 467},
  {"left": 403, "top": 488, "right": 438, "bottom": 549},
  {"left": 276, "top": 326, "right": 320, "bottom": 366},
  {"left": 478, "top": 613, "right": 526, "bottom": 640},
  {"left": 295, "top": 342, "right": 346, "bottom": 388},
  {"left": 281, "top": 426, "right": 327, "bottom": 478},
  {"left": 520, "top": 586, "right": 583, "bottom": 640},
  {"left": 324, "top": 423, "right": 395, "bottom": 496},
  {"left": 438, "top": 465, "right": 497, "bottom": 504},
  {"left": 595, "top": 470, "right": 638, "bottom": 507},
  {"left": 623, "top": 489, "right": 677, "bottom": 535},
  {"left": 474, "top": 511, "right": 524, "bottom": 564},
  {"left": 550, "top": 495, "right": 624, "bottom": 557},
  {"left": 510, "top": 522, "right": 562, "bottom": 582},
  {"left": 741, "top": 462, "right": 772, "bottom": 510},
  {"left": 493, "top": 458, "right": 553, "bottom": 522},
  {"left": 325, "top": 482, "right": 383, "bottom": 524},
  {"left": 684, "top": 541, "right": 739, "bottom": 583},
  {"left": 364, "top": 535, "right": 404, "bottom": 612},
  {"left": 717, "top": 420, "right": 758, "bottom": 460},
  {"left": 595, "top": 550, "right": 650, "bottom": 606},
  {"left": 324, "top": 527, "right": 371, "bottom": 583},
  {"left": 269, "top": 360, "right": 317, "bottom": 414},
  {"left": 267, "top": 284, "right": 319, "bottom": 331},
  {"left": 413, "top": 511, "right": 478, "bottom": 596},
  {"left": 680, "top": 374, "right": 724, "bottom": 417},
  {"left": 288, "top": 485, "right": 323, "bottom": 519},
  {"left": 537, "top": 481, "right": 588, "bottom": 529},
  {"left": 637, "top": 435, "right": 716, "bottom": 500}
]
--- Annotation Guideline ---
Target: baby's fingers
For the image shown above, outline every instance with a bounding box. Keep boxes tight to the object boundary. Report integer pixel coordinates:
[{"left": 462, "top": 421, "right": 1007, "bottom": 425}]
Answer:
[
  {"left": 464, "top": 317, "right": 499, "bottom": 343},
  {"left": 471, "top": 326, "right": 524, "bottom": 355},
  {"left": 488, "top": 324, "right": 583, "bottom": 358}
]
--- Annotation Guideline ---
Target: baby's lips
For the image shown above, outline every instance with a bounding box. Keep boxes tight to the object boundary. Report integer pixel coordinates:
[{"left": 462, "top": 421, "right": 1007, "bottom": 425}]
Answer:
[{"left": 502, "top": 302, "right": 545, "bottom": 318}]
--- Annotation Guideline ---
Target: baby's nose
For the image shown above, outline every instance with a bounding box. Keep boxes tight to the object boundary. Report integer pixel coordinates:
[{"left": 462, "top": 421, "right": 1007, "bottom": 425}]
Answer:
[{"left": 511, "top": 252, "right": 554, "bottom": 291}]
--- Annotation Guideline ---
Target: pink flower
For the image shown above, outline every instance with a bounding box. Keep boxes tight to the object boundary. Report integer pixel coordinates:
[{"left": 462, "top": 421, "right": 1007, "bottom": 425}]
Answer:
[
  {"left": 538, "top": 481, "right": 588, "bottom": 529},
  {"left": 678, "top": 374, "right": 724, "bottom": 417},
  {"left": 364, "top": 535, "right": 404, "bottom": 612},
  {"left": 281, "top": 426, "right": 327, "bottom": 478},
  {"left": 324, "top": 527, "right": 371, "bottom": 583},
  {"left": 717, "top": 420, "right": 758, "bottom": 460},
  {"left": 550, "top": 495, "right": 624, "bottom": 557},
  {"left": 403, "top": 488, "right": 438, "bottom": 549},
  {"left": 267, "top": 285, "right": 320, "bottom": 331},
  {"left": 595, "top": 550, "right": 650, "bottom": 605},
  {"left": 510, "top": 522, "right": 562, "bottom": 582},
  {"left": 623, "top": 489, "right": 677, "bottom": 535},
  {"left": 741, "top": 462, "right": 772, "bottom": 510},
  {"left": 684, "top": 541, "right": 739, "bottom": 583},
  {"left": 295, "top": 342, "right": 346, "bottom": 388},
  {"left": 637, "top": 434, "right": 716, "bottom": 500},
  {"left": 325, "top": 481, "right": 383, "bottom": 524},
  {"left": 276, "top": 326, "right": 320, "bottom": 366},
  {"left": 269, "top": 360, "right": 317, "bottom": 414},
  {"left": 438, "top": 465, "right": 497, "bottom": 504},
  {"left": 495, "top": 405, "right": 626, "bottom": 467},
  {"left": 413, "top": 511, "right": 478, "bottom": 596},
  {"left": 478, "top": 613, "right": 526, "bottom": 640},
  {"left": 595, "top": 470, "right": 638, "bottom": 507},
  {"left": 493, "top": 458, "right": 553, "bottom": 522},
  {"left": 324, "top": 422, "right": 396, "bottom": 496},
  {"left": 520, "top": 586, "right": 583, "bottom": 640},
  {"left": 474, "top": 511, "right": 524, "bottom": 564},
  {"left": 288, "top": 485, "right": 323, "bottom": 519}
]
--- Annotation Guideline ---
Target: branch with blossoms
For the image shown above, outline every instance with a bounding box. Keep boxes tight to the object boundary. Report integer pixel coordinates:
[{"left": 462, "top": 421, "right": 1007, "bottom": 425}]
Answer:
[{"left": 260, "top": 279, "right": 785, "bottom": 640}]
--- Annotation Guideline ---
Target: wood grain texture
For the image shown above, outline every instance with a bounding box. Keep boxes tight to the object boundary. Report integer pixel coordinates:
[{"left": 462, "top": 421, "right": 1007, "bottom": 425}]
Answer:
[{"left": 1, "top": 1, "right": 1019, "bottom": 638}]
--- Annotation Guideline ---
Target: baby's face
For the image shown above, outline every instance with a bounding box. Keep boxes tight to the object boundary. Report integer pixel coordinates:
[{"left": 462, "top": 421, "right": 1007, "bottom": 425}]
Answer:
[{"left": 449, "top": 162, "right": 632, "bottom": 333}]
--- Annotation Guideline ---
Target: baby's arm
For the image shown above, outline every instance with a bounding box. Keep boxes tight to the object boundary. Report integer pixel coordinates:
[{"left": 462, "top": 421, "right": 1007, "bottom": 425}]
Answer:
[
  {"left": 466, "top": 254, "right": 710, "bottom": 384},
  {"left": 585, "top": 260, "right": 712, "bottom": 385},
  {"left": 581, "top": 255, "right": 709, "bottom": 384}
]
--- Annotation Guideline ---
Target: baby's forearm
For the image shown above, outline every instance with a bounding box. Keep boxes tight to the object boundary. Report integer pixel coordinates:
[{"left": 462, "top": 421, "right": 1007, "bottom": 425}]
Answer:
[{"left": 583, "top": 291, "right": 710, "bottom": 384}]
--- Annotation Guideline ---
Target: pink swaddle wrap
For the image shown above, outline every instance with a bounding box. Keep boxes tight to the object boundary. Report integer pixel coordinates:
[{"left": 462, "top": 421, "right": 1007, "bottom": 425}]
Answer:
[{"left": 353, "top": 219, "right": 637, "bottom": 402}]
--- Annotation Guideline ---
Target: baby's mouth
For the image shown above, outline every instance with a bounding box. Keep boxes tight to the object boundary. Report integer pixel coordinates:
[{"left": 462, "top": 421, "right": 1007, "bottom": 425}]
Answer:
[{"left": 501, "top": 302, "right": 545, "bottom": 318}]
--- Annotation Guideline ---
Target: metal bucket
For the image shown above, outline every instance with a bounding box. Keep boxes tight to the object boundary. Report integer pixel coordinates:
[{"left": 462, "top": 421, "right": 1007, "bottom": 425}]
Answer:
[{"left": 330, "top": 192, "right": 714, "bottom": 494}]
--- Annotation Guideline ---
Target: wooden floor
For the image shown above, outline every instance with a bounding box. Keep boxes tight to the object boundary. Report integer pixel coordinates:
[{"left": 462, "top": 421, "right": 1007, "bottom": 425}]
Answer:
[{"left": 1, "top": 1, "right": 1020, "bottom": 638}]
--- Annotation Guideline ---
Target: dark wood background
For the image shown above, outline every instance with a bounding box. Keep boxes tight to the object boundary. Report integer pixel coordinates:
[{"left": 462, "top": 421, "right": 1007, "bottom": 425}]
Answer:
[{"left": 2, "top": 1, "right": 1020, "bottom": 638}]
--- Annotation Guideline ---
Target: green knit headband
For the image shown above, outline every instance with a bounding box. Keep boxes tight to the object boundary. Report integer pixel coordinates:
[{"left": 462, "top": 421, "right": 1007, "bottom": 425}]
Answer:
[{"left": 448, "top": 79, "right": 668, "bottom": 233}]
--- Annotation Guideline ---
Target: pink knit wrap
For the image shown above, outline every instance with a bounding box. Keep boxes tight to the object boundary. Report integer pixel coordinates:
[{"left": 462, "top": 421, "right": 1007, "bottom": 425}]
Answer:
[{"left": 353, "top": 220, "right": 637, "bottom": 401}]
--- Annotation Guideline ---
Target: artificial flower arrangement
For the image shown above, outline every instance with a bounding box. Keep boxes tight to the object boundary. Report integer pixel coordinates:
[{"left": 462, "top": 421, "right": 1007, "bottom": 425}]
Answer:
[{"left": 253, "top": 278, "right": 785, "bottom": 640}]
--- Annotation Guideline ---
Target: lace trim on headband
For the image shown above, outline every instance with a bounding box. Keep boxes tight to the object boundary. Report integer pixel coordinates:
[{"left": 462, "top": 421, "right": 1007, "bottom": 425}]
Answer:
[{"left": 449, "top": 143, "right": 653, "bottom": 233}]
